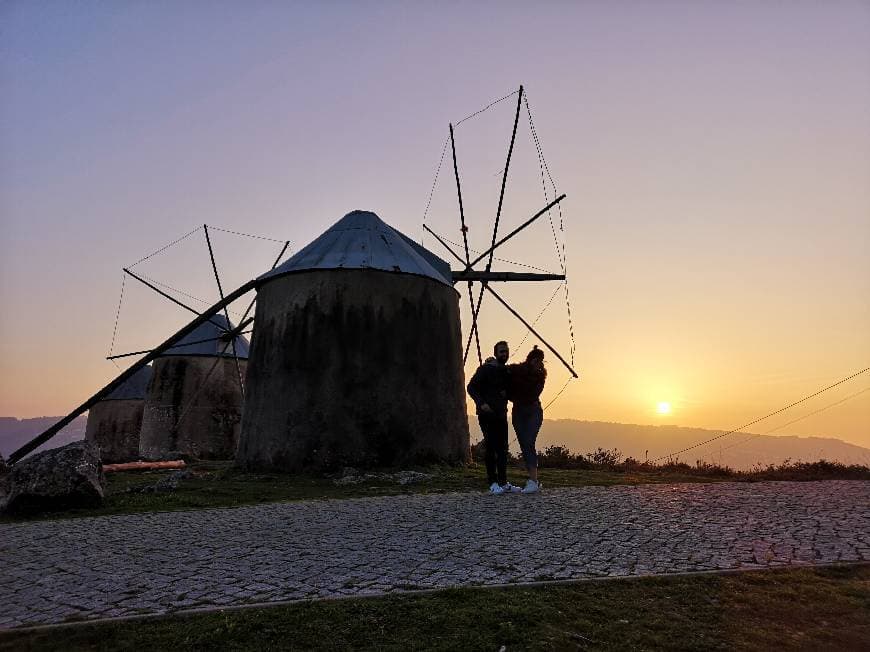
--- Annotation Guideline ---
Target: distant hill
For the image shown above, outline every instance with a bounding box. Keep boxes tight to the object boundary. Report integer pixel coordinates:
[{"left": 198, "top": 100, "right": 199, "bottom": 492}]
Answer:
[
  {"left": 0, "top": 416, "right": 88, "bottom": 460},
  {"left": 470, "top": 418, "right": 870, "bottom": 470},
  {"left": 3, "top": 415, "right": 867, "bottom": 471}
]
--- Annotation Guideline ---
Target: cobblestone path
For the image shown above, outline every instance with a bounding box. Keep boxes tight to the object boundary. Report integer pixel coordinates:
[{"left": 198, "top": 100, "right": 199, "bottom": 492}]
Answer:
[{"left": 1, "top": 480, "right": 868, "bottom": 628}]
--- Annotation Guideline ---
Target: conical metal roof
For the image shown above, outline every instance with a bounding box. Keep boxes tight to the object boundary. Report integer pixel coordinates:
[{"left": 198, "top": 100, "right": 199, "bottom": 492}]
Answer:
[
  {"left": 258, "top": 210, "right": 453, "bottom": 286},
  {"left": 161, "top": 314, "right": 250, "bottom": 359},
  {"left": 104, "top": 364, "right": 153, "bottom": 401}
]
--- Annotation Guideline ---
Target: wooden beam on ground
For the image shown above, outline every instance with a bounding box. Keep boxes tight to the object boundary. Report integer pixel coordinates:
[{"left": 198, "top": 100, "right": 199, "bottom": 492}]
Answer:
[{"left": 103, "top": 460, "right": 186, "bottom": 473}]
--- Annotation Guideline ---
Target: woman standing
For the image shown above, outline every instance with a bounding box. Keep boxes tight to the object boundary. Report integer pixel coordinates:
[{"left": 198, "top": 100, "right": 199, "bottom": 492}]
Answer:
[{"left": 508, "top": 346, "right": 547, "bottom": 493}]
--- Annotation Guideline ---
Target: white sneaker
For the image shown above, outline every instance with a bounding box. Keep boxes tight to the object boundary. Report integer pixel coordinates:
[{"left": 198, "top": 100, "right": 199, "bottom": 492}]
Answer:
[
  {"left": 489, "top": 482, "right": 505, "bottom": 495},
  {"left": 502, "top": 482, "right": 522, "bottom": 494},
  {"left": 521, "top": 479, "right": 540, "bottom": 494}
]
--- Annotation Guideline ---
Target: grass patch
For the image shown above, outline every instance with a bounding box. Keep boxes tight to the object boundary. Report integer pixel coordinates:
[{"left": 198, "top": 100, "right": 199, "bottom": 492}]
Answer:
[
  {"left": 0, "top": 462, "right": 724, "bottom": 523},
  {"left": 2, "top": 565, "right": 867, "bottom": 650}
]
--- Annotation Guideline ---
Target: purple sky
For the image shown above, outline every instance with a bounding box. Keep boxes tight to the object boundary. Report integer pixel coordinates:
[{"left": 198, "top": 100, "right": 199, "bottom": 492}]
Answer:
[{"left": 2, "top": 1, "right": 868, "bottom": 449}]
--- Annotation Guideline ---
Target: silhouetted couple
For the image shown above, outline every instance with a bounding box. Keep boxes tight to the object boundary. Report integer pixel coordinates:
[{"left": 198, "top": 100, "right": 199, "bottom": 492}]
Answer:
[{"left": 467, "top": 341, "right": 547, "bottom": 495}]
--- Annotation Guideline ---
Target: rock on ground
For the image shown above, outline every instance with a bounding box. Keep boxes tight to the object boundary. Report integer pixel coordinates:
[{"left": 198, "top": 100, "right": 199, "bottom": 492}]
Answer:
[
  {"left": 0, "top": 453, "right": 8, "bottom": 509},
  {"left": 333, "top": 467, "right": 433, "bottom": 486},
  {"left": 126, "top": 469, "right": 194, "bottom": 494},
  {"left": 0, "top": 441, "right": 105, "bottom": 515}
]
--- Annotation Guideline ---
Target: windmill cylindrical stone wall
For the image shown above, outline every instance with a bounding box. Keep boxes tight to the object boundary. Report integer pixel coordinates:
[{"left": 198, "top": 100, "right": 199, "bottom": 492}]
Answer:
[
  {"left": 140, "top": 356, "right": 247, "bottom": 460},
  {"left": 85, "top": 400, "right": 145, "bottom": 463},
  {"left": 236, "top": 268, "right": 470, "bottom": 471},
  {"left": 139, "top": 315, "right": 249, "bottom": 461},
  {"left": 85, "top": 364, "right": 152, "bottom": 463}
]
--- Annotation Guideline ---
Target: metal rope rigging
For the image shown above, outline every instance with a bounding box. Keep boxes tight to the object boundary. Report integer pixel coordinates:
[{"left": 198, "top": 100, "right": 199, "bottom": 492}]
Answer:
[
  {"left": 129, "top": 225, "right": 203, "bottom": 268},
  {"left": 420, "top": 84, "right": 579, "bottom": 386},
  {"left": 454, "top": 89, "right": 520, "bottom": 127},
  {"left": 421, "top": 134, "right": 450, "bottom": 247},
  {"left": 525, "top": 94, "right": 576, "bottom": 366},
  {"left": 512, "top": 282, "right": 565, "bottom": 355},
  {"left": 423, "top": 229, "right": 557, "bottom": 274},
  {"left": 107, "top": 273, "right": 126, "bottom": 360},
  {"left": 126, "top": 273, "right": 245, "bottom": 318},
  {"left": 107, "top": 227, "right": 290, "bottom": 363}
]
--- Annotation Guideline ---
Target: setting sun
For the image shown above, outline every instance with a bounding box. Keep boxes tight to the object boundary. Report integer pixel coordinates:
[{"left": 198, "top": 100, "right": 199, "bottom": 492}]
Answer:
[{"left": 656, "top": 401, "right": 672, "bottom": 415}]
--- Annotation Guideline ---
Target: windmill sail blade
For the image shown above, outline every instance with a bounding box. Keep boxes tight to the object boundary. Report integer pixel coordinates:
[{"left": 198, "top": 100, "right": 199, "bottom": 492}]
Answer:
[
  {"left": 463, "top": 86, "right": 526, "bottom": 364},
  {"left": 466, "top": 281, "right": 482, "bottom": 365},
  {"left": 123, "top": 267, "right": 230, "bottom": 333},
  {"left": 204, "top": 224, "right": 246, "bottom": 398},
  {"left": 464, "top": 283, "right": 487, "bottom": 364},
  {"left": 105, "top": 319, "right": 253, "bottom": 360},
  {"left": 236, "top": 240, "right": 292, "bottom": 329},
  {"left": 485, "top": 284, "right": 578, "bottom": 379},
  {"left": 449, "top": 123, "right": 472, "bottom": 270},
  {"left": 422, "top": 225, "right": 465, "bottom": 265},
  {"left": 452, "top": 271, "right": 564, "bottom": 282},
  {"left": 468, "top": 194, "right": 567, "bottom": 268}
]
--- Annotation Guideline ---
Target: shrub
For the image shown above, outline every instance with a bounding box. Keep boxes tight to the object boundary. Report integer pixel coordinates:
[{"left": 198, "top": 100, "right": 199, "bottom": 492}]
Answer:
[{"left": 538, "top": 444, "right": 576, "bottom": 468}]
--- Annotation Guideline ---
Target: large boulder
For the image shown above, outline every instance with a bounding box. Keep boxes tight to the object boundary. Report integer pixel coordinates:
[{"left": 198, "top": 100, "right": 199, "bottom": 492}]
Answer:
[
  {"left": 0, "top": 453, "right": 9, "bottom": 509},
  {"left": 1, "top": 441, "right": 105, "bottom": 515}
]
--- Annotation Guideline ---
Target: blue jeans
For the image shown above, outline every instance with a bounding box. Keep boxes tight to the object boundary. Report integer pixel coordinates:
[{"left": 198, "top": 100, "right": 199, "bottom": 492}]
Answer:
[{"left": 512, "top": 403, "right": 543, "bottom": 472}]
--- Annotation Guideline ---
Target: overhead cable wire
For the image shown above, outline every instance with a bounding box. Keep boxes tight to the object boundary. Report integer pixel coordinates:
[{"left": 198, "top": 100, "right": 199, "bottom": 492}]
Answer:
[
  {"left": 713, "top": 385, "right": 870, "bottom": 458},
  {"left": 652, "top": 367, "right": 870, "bottom": 463}
]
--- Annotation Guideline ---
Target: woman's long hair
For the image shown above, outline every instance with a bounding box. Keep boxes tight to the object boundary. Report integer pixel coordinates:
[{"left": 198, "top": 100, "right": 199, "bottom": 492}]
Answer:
[{"left": 526, "top": 345, "right": 547, "bottom": 379}]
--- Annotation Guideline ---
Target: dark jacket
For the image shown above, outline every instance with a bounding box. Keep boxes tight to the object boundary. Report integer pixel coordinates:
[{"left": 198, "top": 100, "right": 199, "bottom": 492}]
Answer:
[
  {"left": 467, "top": 359, "right": 509, "bottom": 416},
  {"left": 507, "top": 361, "right": 546, "bottom": 407}
]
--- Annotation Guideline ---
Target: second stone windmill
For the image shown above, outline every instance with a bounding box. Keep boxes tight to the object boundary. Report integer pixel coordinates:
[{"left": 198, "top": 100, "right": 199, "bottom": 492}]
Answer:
[{"left": 139, "top": 314, "right": 250, "bottom": 460}]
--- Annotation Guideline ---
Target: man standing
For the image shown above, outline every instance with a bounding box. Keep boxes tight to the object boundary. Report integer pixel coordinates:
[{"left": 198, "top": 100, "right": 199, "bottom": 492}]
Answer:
[{"left": 467, "top": 341, "right": 519, "bottom": 494}]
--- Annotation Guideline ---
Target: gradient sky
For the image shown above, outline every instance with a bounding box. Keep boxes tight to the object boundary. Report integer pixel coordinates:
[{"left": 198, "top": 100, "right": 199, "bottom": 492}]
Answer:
[{"left": 2, "top": 1, "right": 868, "bottom": 452}]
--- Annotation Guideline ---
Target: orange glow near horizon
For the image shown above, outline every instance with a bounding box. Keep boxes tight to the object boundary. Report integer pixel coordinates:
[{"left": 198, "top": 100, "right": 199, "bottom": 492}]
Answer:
[{"left": 1, "top": 2, "right": 868, "bottom": 453}]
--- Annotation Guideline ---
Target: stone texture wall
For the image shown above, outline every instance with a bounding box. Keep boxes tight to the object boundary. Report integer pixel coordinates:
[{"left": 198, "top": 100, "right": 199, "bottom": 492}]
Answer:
[
  {"left": 236, "top": 269, "right": 470, "bottom": 471},
  {"left": 139, "top": 356, "right": 247, "bottom": 460},
  {"left": 84, "top": 399, "right": 144, "bottom": 463}
]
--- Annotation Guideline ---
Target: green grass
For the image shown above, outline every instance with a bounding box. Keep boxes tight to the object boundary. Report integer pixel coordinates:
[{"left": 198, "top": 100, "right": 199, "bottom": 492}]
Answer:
[
  {"left": 0, "top": 461, "right": 723, "bottom": 523},
  {"left": 2, "top": 565, "right": 867, "bottom": 651}
]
